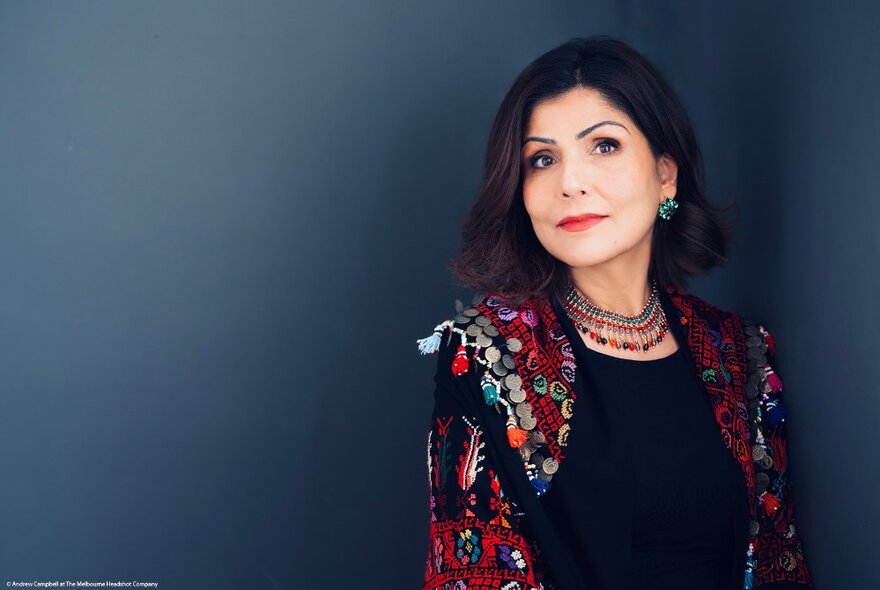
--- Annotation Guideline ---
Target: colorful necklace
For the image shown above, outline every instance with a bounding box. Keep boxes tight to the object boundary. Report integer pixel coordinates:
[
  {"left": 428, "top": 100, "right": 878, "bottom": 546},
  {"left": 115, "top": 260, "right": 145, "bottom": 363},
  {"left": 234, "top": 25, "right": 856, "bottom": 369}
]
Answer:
[{"left": 562, "top": 279, "right": 669, "bottom": 353}]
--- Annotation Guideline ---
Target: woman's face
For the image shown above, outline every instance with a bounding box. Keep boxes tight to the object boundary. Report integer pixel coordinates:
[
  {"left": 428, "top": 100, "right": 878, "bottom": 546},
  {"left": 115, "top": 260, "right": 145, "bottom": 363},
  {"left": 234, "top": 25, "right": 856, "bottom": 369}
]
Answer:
[{"left": 520, "top": 86, "right": 678, "bottom": 274}]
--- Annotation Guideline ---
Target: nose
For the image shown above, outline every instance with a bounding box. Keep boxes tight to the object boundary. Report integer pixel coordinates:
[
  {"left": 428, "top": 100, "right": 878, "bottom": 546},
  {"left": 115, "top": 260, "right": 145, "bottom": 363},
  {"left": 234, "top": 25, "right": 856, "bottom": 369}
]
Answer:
[{"left": 559, "top": 159, "right": 588, "bottom": 198}]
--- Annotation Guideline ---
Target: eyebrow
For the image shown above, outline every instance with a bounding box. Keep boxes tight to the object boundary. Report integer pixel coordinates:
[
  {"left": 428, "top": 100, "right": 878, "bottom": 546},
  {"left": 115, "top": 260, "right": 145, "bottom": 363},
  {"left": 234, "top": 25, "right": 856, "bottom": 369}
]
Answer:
[{"left": 522, "top": 120, "right": 630, "bottom": 148}]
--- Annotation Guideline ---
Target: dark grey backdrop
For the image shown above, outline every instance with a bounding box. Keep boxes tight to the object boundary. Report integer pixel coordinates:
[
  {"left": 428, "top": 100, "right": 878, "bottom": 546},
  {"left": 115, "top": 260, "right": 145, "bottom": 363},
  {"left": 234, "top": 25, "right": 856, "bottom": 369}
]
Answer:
[{"left": 1, "top": 1, "right": 875, "bottom": 588}]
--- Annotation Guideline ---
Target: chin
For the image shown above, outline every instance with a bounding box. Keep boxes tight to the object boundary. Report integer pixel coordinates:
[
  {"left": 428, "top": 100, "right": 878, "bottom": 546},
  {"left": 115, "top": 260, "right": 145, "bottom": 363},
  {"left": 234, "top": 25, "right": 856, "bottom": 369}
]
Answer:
[{"left": 549, "top": 250, "right": 614, "bottom": 269}]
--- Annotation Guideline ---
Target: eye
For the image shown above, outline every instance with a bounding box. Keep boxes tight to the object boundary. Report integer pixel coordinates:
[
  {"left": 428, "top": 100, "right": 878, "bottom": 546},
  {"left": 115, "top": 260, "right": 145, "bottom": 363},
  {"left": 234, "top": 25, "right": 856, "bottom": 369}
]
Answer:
[
  {"left": 595, "top": 138, "right": 620, "bottom": 155},
  {"left": 528, "top": 154, "right": 555, "bottom": 169},
  {"left": 525, "top": 138, "right": 621, "bottom": 170}
]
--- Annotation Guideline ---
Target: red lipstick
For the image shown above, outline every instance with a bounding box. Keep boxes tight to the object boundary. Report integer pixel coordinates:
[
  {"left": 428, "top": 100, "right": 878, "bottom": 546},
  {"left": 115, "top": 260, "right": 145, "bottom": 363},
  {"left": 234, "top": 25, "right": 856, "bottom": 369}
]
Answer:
[{"left": 557, "top": 213, "right": 607, "bottom": 232}]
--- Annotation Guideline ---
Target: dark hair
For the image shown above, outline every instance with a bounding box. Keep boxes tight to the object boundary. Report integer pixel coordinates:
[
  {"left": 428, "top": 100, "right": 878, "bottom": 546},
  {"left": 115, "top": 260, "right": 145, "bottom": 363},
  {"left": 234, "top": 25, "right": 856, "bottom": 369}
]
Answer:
[{"left": 448, "top": 35, "right": 736, "bottom": 309}]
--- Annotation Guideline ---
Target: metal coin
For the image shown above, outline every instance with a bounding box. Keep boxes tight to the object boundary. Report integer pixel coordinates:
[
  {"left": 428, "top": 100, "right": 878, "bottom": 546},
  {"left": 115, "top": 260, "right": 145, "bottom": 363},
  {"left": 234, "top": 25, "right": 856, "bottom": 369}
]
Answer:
[
  {"left": 542, "top": 457, "right": 559, "bottom": 475},
  {"left": 492, "top": 361, "right": 508, "bottom": 376},
  {"left": 454, "top": 315, "right": 469, "bottom": 324},
  {"left": 475, "top": 315, "right": 491, "bottom": 327},
  {"left": 744, "top": 325, "right": 760, "bottom": 337},
  {"left": 505, "top": 374, "right": 522, "bottom": 390},
  {"left": 476, "top": 333, "right": 493, "bottom": 348},
  {"left": 506, "top": 337, "right": 523, "bottom": 352},
  {"left": 748, "top": 398, "right": 759, "bottom": 414},
  {"left": 519, "top": 416, "right": 537, "bottom": 430},
  {"left": 749, "top": 519, "right": 760, "bottom": 536},
  {"left": 760, "top": 455, "right": 773, "bottom": 469},
  {"left": 502, "top": 354, "right": 515, "bottom": 369},
  {"left": 745, "top": 382, "right": 760, "bottom": 399},
  {"left": 471, "top": 292, "right": 484, "bottom": 306},
  {"left": 531, "top": 453, "right": 544, "bottom": 465},
  {"left": 485, "top": 346, "right": 501, "bottom": 363},
  {"left": 483, "top": 324, "right": 499, "bottom": 337},
  {"left": 463, "top": 307, "right": 479, "bottom": 317},
  {"left": 747, "top": 335, "right": 763, "bottom": 348},
  {"left": 537, "top": 471, "right": 553, "bottom": 482},
  {"left": 515, "top": 402, "right": 532, "bottom": 418},
  {"left": 518, "top": 446, "right": 532, "bottom": 461},
  {"left": 455, "top": 299, "right": 464, "bottom": 314},
  {"left": 508, "top": 388, "right": 526, "bottom": 403},
  {"left": 528, "top": 430, "right": 546, "bottom": 445},
  {"left": 466, "top": 324, "right": 483, "bottom": 337},
  {"left": 752, "top": 444, "right": 766, "bottom": 462}
]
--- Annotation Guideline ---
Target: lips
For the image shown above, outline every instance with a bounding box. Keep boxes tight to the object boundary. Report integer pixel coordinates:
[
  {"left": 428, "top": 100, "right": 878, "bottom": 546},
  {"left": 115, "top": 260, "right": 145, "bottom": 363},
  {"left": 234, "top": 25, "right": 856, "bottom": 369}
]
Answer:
[{"left": 557, "top": 213, "right": 607, "bottom": 232}]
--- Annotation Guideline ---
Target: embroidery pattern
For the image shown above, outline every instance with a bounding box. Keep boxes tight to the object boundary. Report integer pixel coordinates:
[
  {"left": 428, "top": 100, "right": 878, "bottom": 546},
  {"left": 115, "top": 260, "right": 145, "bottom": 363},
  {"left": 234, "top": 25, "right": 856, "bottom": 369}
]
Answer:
[
  {"left": 424, "top": 413, "right": 549, "bottom": 590},
  {"left": 476, "top": 293, "right": 576, "bottom": 496},
  {"left": 668, "top": 292, "right": 814, "bottom": 589},
  {"left": 739, "top": 320, "right": 814, "bottom": 589},
  {"left": 417, "top": 293, "right": 571, "bottom": 496},
  {"left": 419, "top": 289, "right": 814, "bottom": 589}
]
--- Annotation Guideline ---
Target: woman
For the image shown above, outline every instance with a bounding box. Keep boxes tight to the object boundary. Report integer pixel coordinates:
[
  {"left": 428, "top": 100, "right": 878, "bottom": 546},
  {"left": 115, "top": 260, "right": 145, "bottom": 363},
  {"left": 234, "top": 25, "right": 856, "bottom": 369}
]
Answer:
[{"left": 416, "top": 36, "right": 816, "bottom": 590}]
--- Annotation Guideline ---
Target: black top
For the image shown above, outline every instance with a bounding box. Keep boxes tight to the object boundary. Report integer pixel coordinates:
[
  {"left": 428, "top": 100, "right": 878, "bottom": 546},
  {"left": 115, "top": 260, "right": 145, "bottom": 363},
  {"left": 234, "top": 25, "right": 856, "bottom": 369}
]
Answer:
[{"left": 546, "top": 296, "right": 751, "bottom": 590}]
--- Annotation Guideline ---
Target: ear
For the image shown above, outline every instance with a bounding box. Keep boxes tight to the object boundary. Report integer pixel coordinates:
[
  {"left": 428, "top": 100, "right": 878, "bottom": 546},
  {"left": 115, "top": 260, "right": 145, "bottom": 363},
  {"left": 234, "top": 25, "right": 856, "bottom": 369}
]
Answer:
[{"left": 657, "top": 154, "right": 678, "bottom": 201}]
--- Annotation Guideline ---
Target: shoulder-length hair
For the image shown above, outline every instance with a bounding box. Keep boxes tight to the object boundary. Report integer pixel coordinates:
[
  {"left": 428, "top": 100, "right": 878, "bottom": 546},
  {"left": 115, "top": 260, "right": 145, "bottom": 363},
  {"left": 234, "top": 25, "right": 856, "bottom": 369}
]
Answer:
[{"left": 449, "top": 35, "right": 736, "bottom": 309}]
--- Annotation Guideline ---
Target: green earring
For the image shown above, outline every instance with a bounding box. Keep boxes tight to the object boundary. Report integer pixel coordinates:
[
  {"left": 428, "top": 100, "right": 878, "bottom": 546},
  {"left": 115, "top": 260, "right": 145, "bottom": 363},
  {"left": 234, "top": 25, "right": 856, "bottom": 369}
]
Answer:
[{"left": 658, "top": 197, "right": 678, "bottom": 220}]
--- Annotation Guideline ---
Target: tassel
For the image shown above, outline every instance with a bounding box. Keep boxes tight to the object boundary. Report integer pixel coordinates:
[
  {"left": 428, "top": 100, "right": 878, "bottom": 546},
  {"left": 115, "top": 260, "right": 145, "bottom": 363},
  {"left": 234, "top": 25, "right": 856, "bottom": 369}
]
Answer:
[
  {"left": 763, "top": 330, "right": 776, "bottom": 357},
  {"left": 743, "top": 570, "right": 754, "bottom": 589},
  {"left": 481, "top": 373, "right": 500, "bottom": 405},
  {"left": 507, "top": 426, "right": 528, "bottom": 448},
  {"left": 451, "top": 345, "right": 470, "bottom": 376},
  {"left": 765, "top": 399, "right": 786, "bottom": 426},
  {"left": 530, "top": 477, "right": 550, "bottom": 495},
  {"left": 416, "top": 330, "right": 443, "bottom": 355},
  {"left": 766, "top": 367, "right": 783, "bottom": 393},
  {"left": 762, "top": 491, "right": 781, "bottom": 516}
]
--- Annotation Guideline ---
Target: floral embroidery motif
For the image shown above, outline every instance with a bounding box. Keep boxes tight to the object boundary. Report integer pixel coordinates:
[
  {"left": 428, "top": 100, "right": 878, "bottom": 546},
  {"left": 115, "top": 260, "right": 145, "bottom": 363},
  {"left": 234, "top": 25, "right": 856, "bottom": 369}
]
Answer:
[
  {"left": 497, "top": 544, "right": 529, "bottom": 573},
  {"left": 433, "top": 537, "right": 445, "bottom": 573},
  {"left": 454, "top": 527, "right": 483, "bottom": 565}
]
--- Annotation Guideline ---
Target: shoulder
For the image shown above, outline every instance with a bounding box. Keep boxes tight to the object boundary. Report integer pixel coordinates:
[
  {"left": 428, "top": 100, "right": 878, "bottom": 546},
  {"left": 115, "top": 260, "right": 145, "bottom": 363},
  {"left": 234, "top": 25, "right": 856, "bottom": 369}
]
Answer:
[
  {"left": 667, "top": 288, "right": 765, "bottom": 329},
  {"left": 667, "top": 288, "right": 737, "bottom": 322},
  {"left": 665, "top": 287, "right": 777, "bottom": 355}
]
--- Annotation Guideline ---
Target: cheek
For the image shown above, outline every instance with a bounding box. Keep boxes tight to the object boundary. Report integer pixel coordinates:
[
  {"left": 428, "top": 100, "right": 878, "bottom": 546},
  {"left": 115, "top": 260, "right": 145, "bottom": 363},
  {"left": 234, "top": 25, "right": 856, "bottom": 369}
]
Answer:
[
  {"left": 521, "top": 190, "right": 541, "bottom": 224},
  {"left": 522, "top": 184, "right": 553, "bottom": 224}
]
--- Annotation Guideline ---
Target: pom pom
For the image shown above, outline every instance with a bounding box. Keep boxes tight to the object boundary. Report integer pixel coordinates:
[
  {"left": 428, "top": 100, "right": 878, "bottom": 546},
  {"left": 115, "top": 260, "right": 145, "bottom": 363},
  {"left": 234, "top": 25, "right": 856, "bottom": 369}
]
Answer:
[
  {"left": 762, "top": 491, "right": 781, "bottom": 516},
  {"left": 530, "top": 477, "right": 551, "bottom": 495},
  {"left": 764, "top": 330, "right": 776, "bottom": 357},
  {"left": 765, "top": 399, "right": 786, "bottom": 426},
  {"left": 451, "top": 345, "right": 470, "bottom": 376},
  {"left": 506, "top": 427, "right": 528, "bottom": 448},
  {"left": 481, "top": 374, "right": 500, "bottom": 405},
  {"left": 766, "top": 367, "right": 783, "bottom": 393}
]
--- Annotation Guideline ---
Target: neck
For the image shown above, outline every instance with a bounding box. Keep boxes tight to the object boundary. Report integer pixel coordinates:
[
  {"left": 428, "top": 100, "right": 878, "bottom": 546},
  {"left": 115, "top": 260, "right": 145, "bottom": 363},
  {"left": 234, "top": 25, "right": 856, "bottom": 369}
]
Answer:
[{"left": 568, "top": 271, "right": 653, "bottom": 318}]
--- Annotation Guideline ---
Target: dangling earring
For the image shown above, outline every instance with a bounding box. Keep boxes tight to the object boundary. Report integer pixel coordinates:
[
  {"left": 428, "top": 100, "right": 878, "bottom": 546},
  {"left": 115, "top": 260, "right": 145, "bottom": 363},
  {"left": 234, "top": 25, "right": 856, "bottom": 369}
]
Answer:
[{"left": 658, "top": 196, "right": 678, "bottom": 220}]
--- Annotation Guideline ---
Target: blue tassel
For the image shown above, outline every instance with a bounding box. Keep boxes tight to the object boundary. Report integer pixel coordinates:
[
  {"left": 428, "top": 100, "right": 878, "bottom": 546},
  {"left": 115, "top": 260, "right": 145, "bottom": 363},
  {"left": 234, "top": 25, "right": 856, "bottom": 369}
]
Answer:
[
  {"left": 765, "top": 400, "right": 786, "bottom": 426},
  {"left": 416, "top": 330, "right": 443, "bottom": 355},
  {"left": 743, "top": 570, "right": 753, "bottom": 589},
  {"left": 531, "top": 477, "right": 551, "bottom": 495}
]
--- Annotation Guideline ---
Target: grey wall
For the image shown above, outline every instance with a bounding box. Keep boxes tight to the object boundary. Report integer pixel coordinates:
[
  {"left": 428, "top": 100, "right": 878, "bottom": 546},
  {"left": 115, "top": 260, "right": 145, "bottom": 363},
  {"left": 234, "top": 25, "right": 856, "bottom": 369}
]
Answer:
[
  {"left": 0, "top": 0, "right": 873, "bottom": 588},
  {"left": 622, "top": 3, "right": 880, "bottom": 587}
]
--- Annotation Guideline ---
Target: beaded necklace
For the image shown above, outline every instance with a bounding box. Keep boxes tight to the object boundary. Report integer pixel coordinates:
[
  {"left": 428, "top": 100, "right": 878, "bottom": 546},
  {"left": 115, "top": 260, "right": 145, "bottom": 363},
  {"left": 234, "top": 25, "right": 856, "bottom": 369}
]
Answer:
[{"left": 562, "top": 279, "right": 669, "bottom": 354}]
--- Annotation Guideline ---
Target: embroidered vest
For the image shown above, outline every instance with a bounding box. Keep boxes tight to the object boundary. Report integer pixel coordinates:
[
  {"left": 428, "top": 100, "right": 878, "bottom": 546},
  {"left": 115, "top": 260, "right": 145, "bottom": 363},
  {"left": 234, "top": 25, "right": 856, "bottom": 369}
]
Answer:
[{"left": 418, "top": 288, "right": 815, "bottom": 589}]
